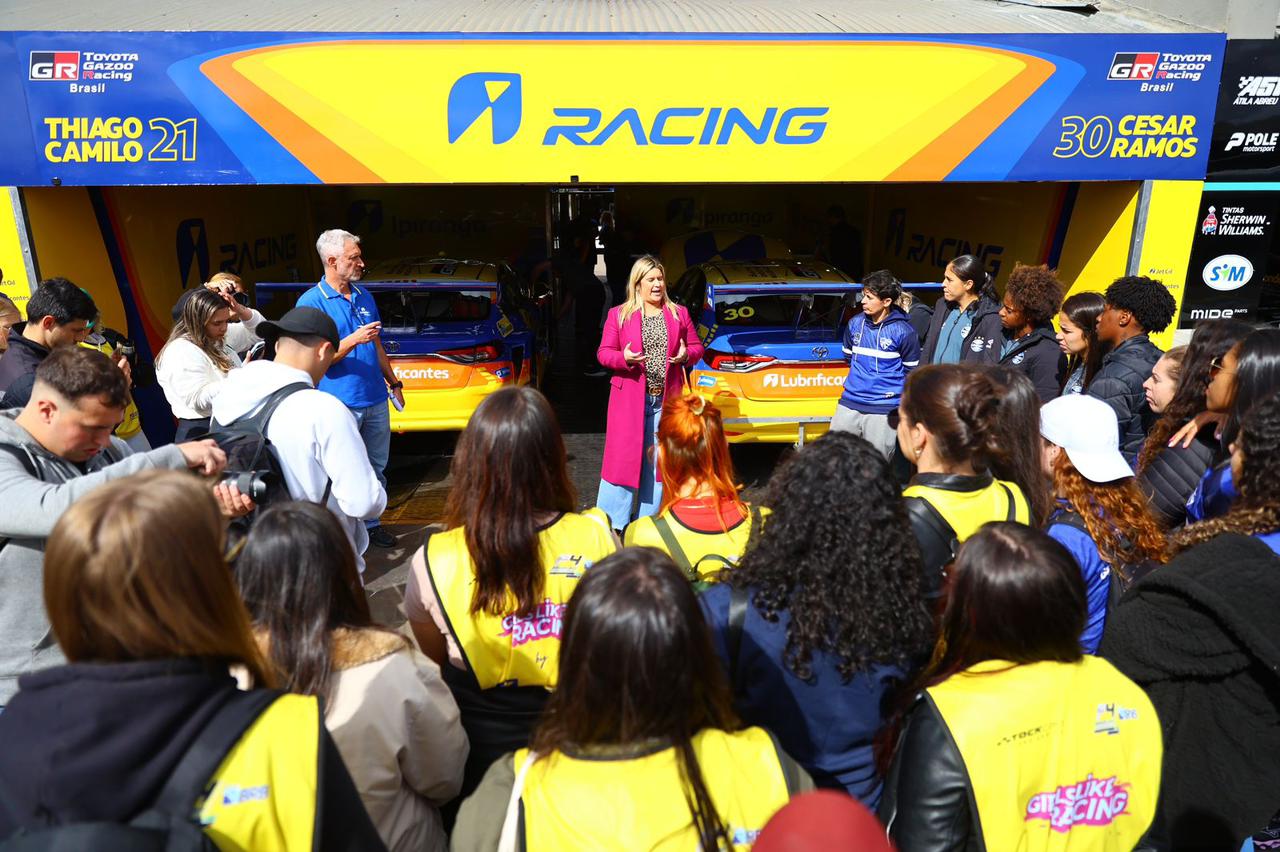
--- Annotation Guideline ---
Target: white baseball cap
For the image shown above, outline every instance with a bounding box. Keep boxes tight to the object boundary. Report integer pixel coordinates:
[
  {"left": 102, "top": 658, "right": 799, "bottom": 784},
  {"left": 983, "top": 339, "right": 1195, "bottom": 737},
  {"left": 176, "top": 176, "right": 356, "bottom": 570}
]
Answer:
[{"left": 1039, "top": 394, "right": 1134, "bottom": 483}]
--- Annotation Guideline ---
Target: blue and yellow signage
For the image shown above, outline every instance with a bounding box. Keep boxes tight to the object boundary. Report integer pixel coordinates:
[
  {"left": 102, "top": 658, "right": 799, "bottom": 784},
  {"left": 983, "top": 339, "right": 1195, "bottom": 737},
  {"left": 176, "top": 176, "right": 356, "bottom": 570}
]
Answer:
[{"left": 0, "top": 32, "right": 1224, "bottom": 185}]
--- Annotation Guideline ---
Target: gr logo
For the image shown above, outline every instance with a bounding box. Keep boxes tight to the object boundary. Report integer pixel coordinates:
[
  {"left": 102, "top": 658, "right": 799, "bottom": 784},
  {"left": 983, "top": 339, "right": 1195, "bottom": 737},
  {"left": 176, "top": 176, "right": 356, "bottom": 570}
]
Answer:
[
  {"left": 1108, "top": 52, "right": 1159, "bottom": 81},
  {"left": 29, "top": 51, "right": 79, "bottom": 81},
  {"left": 447, "top": 72, "right": 522, "bottom": 144}
]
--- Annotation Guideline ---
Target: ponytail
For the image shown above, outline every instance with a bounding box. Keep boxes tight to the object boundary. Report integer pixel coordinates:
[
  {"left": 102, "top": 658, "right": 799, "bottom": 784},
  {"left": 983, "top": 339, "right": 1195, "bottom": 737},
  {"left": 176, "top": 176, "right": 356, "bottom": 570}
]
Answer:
[
  {"left": 902, "top": 365, "right": 1005, "bottom": 470},
  {"left": 657, "top": 394, "right": 744, "bottom": 530},
  {"left": 949, "top": 254, "right": 997, "bottom": 302}
]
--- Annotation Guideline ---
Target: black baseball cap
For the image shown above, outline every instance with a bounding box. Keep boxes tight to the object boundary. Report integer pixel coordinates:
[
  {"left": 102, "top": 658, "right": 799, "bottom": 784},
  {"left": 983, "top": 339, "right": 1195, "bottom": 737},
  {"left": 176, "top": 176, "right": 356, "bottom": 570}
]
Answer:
[{"left": 257, "top": 307, "right": 340, "bottom": 350}]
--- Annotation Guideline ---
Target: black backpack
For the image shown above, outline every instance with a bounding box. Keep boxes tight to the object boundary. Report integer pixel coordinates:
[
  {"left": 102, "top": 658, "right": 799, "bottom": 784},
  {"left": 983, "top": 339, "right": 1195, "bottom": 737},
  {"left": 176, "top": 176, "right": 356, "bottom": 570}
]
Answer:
[
  {"left": 208, "top": 383, "right": 330, "bottom": 529},
  {"left": 1050, "top": 508, "right": 1159, "bottom": 610},
  {"left": 0, "top": 690, "right": 278, "bottom": 851},
  {"left": 904, "top": 482, "right": 1017, "bottom": 596}
]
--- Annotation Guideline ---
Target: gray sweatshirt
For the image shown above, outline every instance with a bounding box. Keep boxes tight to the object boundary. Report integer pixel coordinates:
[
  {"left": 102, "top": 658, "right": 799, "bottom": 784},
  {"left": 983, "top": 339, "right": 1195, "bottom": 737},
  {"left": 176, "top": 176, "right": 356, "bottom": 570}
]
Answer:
[{"left": 0, "top": 410, "right": 187, "bottom": 703}]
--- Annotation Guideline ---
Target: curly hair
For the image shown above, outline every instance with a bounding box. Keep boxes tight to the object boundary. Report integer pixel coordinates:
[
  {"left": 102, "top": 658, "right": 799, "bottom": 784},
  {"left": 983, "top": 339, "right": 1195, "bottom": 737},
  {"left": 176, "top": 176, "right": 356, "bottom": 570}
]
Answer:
[
  {"left": 1104, "top": 275, "right": 1177, "bottom": 334},
  {"left": 721, "top": 431, "right": 933, "bottom": 682},
  {"left": 1174, "top": 391, "right": 1280, "bottom": 552},
  {"left": 1137, "top": 319, "right": 1252, "bottom": 473},
  {"left": 1005, "top": 264, "right": 1065, "bottom": 327},
  {"left": 1053, "top": 453, "right": 1168, "bottom": 573}
]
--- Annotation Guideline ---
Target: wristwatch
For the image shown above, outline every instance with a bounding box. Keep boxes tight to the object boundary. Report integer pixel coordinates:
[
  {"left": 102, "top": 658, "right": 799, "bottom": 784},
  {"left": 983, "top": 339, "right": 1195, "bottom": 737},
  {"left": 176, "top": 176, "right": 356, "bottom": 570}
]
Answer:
[{"left": 388, "top": 380, "right": 404, "bottom": 390}]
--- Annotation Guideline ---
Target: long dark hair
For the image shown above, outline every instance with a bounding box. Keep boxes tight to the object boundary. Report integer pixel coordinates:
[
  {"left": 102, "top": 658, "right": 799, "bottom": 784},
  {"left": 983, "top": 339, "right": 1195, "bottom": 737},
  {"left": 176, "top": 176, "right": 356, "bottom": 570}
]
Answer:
[
  {"left": 1137, "top": 318, "right": 1252, "bottom": 472},
  {"left": 234, "top": 502, "right": 381, "bottom": 700},
  {"left": 901, "top": 364, "right": 1008, "bottom": 473},
  {"left": 949, "top": 254, "right": 998, "bottom": 302},
  {"left": 722, "top": 432, "right": 932, "bottom": 681},
  {"left": 531, "top": 548, "right": 739, "bottom": 850},
  {"left": 1175, "top": 391, "right": 1280, "bottom": 551},
  {"left": 445, "top": 386, "right": 576, "bottom": 617},
  {"left": 1221, "top": 328, "right": 1280, "bottom": 450},
  {"left": 1060, "top": 291, "right": 1105, "bottom": 391},
  {"left": 926, "top": 522, "right": 1085, "bottom": 683},
  {"left": 877, "top": 522, "right": 1084, "bottom": 772},
  {"left": 984, "top": 365, "right": 1053, "bottom": 526}
]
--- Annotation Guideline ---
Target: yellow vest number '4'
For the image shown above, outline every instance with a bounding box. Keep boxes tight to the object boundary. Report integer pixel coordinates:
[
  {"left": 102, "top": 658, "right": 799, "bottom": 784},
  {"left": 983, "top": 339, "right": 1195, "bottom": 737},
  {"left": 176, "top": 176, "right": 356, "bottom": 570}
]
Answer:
[
  {"left": 927, "top": 656, "right": 1162, "bottom": 851},
  {"left": 427, "top": 509, "right": 616, "bottom": 690}
]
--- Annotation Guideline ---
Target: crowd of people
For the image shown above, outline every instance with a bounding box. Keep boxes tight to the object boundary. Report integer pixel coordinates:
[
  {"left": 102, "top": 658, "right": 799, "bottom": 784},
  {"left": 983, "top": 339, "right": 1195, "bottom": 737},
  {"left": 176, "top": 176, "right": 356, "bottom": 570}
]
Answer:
[{"left": 0, "top": 239, "right": 1277, "bottom": 851}]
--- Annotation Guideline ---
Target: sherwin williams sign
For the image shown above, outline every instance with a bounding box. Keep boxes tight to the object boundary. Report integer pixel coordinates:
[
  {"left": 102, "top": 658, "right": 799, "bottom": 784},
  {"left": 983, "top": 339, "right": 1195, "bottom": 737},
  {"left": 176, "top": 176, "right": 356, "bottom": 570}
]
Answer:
[{"left": 0, "top": 31, "right": 1225, "bottom": 185}]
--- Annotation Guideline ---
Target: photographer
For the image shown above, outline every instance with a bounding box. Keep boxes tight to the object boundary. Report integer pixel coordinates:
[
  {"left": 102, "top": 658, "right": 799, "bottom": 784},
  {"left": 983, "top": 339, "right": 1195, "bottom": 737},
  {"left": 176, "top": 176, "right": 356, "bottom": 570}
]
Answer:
[
  {"left": 158, "top": 283, "right": 264, "bottom": 441},
  {"left": 0, "top": 346, "right": 229, "bottom": 706},
  {"left": 211, "top": 307, "right": 386, "bottom": 575}
]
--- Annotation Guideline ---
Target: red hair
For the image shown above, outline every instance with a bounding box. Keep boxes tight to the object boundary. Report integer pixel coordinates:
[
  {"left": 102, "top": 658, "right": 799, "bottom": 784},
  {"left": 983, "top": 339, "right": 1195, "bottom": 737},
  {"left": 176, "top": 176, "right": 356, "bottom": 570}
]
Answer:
[{"left": 657, "top": 394, "right": 744, "bottom": 530}]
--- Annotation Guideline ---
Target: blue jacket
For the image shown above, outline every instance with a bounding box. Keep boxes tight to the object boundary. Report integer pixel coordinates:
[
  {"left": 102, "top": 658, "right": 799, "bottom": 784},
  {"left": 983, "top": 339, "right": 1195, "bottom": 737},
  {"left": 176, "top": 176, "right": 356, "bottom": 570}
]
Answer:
[
  {"left": 1187, "top": 461, "right": 1235, "bottom": 523},
  {"left": 700, "top": 583, "right": 908, "bottom": 808},
  {"left": 838, "top": 307, "right": 920, "bottom": 415},
  {"left": 1046, "top": 503, "right": 1110, "bottom": 654}
]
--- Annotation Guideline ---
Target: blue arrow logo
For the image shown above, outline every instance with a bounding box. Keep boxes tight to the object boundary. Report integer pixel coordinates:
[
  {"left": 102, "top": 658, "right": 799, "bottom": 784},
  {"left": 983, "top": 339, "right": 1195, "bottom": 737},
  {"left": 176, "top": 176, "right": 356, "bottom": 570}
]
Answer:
[{"left": 448, "top": 72, "right": 522, "bottom": 144}]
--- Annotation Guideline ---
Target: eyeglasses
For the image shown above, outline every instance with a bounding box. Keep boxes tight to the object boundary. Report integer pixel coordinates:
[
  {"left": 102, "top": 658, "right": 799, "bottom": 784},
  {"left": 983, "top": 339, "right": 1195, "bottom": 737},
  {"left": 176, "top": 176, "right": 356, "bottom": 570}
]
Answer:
[{"left": 1209, "top": 356, "right": 1235, "bottom": 380}]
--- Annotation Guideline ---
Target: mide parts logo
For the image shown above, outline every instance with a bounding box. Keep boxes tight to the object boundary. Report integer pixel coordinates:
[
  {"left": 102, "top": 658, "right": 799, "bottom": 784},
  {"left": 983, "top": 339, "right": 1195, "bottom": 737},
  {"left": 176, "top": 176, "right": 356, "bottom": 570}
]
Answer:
[{"left": 447, "top": 72, "right": 522, "bottom": 144}]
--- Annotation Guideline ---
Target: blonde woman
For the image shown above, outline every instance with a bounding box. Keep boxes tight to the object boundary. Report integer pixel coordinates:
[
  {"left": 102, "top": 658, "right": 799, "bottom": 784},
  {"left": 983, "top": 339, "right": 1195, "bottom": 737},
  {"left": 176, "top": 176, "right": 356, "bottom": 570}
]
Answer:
[
  {"left": 157, "top": 287, "right": 263, "bottom": 440},
  {"left": 596, "top": 255, "right": 704, "bottom": 531}
]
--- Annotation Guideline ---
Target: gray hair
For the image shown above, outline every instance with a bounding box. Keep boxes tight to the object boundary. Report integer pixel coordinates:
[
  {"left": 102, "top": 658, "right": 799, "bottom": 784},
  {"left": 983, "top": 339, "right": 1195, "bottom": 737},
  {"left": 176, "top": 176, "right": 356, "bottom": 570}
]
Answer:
[{"left": 315, "top": 229, "right": 359, "bottom": 263}]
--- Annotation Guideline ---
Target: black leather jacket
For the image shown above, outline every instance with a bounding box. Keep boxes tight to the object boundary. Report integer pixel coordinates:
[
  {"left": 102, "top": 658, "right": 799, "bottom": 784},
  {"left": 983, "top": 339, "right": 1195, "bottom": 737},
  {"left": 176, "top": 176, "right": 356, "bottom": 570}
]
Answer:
[{"left": 879, "top": 693, "right": 983, "bottom": 852}]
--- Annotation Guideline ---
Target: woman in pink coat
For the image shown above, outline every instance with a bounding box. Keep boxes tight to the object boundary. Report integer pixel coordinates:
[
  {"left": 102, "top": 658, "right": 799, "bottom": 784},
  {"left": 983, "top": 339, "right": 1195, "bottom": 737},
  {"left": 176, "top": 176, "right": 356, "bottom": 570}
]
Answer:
[{"left": 597, "top": 255, "right": 705, "bottom": 531}]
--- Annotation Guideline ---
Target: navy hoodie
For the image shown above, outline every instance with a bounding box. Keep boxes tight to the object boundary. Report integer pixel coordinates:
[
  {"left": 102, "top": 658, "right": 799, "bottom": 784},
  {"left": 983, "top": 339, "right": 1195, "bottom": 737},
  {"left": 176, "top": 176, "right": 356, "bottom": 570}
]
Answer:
[{"left": 839, "top": 306, "right": 920, "bottom": 414}]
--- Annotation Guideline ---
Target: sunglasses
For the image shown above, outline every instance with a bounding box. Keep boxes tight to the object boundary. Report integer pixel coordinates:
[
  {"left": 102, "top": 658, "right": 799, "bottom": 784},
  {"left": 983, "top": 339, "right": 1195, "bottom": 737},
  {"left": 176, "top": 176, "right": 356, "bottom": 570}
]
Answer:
[{"left": 1209, "top": 356, "right": 1235, "bottom": 380}]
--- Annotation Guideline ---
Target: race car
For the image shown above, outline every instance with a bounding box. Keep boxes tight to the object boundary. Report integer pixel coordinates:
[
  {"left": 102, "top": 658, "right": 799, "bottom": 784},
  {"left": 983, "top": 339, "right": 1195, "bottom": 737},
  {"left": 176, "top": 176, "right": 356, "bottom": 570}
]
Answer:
[
  {"left": 669, "top": 258, "right": 858, "bottom": 444},
  {"left": 258, "top": 257, "right": 552, "bottom": 432}
]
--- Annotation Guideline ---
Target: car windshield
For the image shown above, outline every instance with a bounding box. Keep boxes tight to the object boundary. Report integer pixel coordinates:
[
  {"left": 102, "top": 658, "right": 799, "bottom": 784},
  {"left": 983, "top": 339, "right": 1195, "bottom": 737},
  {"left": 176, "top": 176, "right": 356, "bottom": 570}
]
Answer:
[
  {"left": 713, "top": 291, "right": 847, "bottom": 334},
  {"left": 372, "top": 289, "right": 494, "bottom": 331}
]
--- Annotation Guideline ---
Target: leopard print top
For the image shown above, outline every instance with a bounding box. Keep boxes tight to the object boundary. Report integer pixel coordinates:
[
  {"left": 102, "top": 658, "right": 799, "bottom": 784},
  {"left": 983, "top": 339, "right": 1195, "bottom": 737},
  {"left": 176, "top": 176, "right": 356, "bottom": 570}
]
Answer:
[{"left": 641, "top": 313, "right": 668, "bottom": 396}]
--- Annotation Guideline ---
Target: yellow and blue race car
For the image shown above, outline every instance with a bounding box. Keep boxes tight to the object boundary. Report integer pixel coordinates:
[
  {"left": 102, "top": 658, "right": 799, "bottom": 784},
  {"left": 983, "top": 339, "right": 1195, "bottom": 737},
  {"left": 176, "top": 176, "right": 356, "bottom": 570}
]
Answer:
[
  {"left": 669, "top": 258, "right": 858, "bottom": 444},
  {"left": 258, "top": 257, "right": 551, "bottom": 432}
]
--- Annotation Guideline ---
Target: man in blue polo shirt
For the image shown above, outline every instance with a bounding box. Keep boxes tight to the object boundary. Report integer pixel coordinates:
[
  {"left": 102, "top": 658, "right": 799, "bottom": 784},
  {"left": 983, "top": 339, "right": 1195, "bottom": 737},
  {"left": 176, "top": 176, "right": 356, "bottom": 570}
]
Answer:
[{"left": 297, "top": 229, "right": 405, "bottom": 548}]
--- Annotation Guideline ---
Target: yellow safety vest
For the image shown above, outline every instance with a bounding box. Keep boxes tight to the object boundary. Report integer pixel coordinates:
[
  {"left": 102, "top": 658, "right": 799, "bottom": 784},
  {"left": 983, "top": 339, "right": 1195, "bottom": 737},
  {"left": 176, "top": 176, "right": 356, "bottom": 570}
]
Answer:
[
  {"left": 624, "top": 504, "right": 768, "bottom": 582},
  {"left": 79, "top": 338, "right": 142, "bottom": 439},
  {"left": 199, "top": 694, "right": 322, "bottom": 852},
  {"left": 902, "top": 475, "right": 1029, "bottom": 542},
  {"left": 514, "top": 726, "right": 794, "bottom": 851},
  {"left": 927, "top": 657, "right": 1162, "bottom": 851},
  {"left": 427, "top": 510, "right": 616, "bottom": 690}
]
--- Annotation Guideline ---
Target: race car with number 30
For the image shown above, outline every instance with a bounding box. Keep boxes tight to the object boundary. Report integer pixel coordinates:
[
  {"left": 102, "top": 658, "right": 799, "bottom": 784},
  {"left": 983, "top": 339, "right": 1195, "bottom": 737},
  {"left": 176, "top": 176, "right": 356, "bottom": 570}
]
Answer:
[
  {"left": 669, "top": 258, "right": 858, "bottom": 444},
  {"left": 258, "top": 257, "right": 552, "bottom": 432}
]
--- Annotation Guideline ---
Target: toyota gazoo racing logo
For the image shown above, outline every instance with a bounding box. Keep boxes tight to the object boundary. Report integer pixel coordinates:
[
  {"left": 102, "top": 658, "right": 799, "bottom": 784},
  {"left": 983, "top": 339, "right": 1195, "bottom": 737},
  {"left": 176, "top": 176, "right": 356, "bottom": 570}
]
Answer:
[
  {"left": 761, "top": 372, "right": 843, "bottom": 389},
  {"left": 1108, "top": 52, "right": 1159, "bottom": 81},
  {"left": 29, "top": 51, "right": 79, "bottom": 81},
  {"left": 1203, "top": 255, "right": 1254, "bottom": 292},
  {"left": 446, "top": 71, "right": 829, "bottom": 147}
]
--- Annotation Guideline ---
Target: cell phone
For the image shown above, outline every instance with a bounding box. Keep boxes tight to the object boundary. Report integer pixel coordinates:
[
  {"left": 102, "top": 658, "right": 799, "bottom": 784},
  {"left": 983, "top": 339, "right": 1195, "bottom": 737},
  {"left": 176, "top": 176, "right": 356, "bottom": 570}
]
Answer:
[
  {"left": 233, "top": 291, "right": 250, "bottom": 307},
  {"left": 390, "top": 392, "right": 405, "bottom": 412}
]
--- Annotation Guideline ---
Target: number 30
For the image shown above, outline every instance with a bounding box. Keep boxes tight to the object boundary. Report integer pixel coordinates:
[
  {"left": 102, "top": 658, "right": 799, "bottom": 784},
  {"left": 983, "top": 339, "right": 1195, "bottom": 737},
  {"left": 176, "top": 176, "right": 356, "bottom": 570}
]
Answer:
[{"left": 1053, "top": 115, "right": 1113, "bottom": 159}]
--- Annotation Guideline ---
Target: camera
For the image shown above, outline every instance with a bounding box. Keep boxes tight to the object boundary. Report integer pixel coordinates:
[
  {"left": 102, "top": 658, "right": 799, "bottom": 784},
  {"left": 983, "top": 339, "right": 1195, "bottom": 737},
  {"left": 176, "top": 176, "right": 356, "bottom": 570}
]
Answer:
[
  {"left": 219, "top": 470, "right": 276, "bottom": 503},
  {"left": 232, "top": 291, "right": 250, "bottom": 307}
]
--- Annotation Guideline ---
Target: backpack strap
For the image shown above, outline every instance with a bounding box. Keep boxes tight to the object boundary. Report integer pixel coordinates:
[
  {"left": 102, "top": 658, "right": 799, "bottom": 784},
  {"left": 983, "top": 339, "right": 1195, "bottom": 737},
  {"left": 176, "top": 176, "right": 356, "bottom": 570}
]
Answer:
[
  {"left": 998, "top": 482, "right": 1016, "bottom": 522},
  {"left": 145, "top": 689, "right": 281, "bottom": 822},
  {"left": 904, "top": 495, "right": 960, "bottom": 565},
  {"left": 0, "top": 444, "right": 39, "bottom": 554},
  {"left": 651, "top": 515, "right": 696, "bottom": 580},
  {"left": 212, "top": 382, "right": 312, "bottom": 432},
  {"left": 726, "top": 583, "right": 749, "bottom": 692}
]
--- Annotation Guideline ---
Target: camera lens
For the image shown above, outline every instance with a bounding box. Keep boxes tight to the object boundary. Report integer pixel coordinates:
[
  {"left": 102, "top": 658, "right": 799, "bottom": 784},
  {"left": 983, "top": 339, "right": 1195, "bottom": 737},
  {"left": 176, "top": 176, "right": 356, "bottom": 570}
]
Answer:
[{"left": 233, "top": 292, "right": 250, "bottom": 307}]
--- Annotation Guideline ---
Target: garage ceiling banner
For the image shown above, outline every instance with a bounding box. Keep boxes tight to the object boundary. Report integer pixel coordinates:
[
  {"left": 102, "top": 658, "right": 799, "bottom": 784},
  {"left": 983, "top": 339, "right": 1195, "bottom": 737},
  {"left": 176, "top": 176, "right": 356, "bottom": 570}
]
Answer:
[{"left": 0, "top": 32, "right": 1225, "bottom": 186}]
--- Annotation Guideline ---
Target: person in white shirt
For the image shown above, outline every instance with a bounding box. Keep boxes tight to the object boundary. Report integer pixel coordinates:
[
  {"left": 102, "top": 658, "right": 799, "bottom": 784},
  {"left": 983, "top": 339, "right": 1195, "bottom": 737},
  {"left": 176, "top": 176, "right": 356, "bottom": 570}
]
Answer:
[
  {"left": 157, "top": 287, "right": 263, "bottom": 440},
  {"left": 211, "top": 307, "right": 387, "bottom": 574}
]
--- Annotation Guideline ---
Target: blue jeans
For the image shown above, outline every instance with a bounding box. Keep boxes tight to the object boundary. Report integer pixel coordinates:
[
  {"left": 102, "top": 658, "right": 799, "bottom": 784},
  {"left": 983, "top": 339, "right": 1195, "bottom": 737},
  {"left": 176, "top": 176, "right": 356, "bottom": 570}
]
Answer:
[
  {"left": 597, "top": 394, "right": 664, "bottom": 531},
  {"left": 350, "top": 401, "right": 390, "bottom": 529}
]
